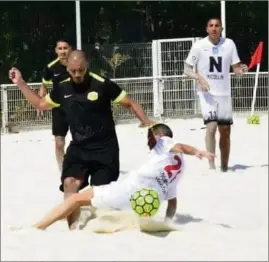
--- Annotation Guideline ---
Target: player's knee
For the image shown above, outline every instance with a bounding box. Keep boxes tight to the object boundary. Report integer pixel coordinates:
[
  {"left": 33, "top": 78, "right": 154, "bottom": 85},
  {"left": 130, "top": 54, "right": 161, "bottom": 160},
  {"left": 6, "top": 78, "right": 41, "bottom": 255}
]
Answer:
[
  {"left": 206, "top": 123, "right": 217, "bottom": 136},
  {"left": 63, "top": 177, "right": 81, "bottom": 192},
  {"left": 219, "top": 125, "right": 230, "bottom": 137}
]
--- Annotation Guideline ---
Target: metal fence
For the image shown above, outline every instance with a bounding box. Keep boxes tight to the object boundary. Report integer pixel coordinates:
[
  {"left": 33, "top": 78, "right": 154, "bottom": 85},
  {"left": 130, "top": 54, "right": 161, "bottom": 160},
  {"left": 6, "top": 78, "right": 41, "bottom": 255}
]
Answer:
[
  {"left": 86, "top": 42, "right": 153, "bottom": 79},
  {"left": 1, "top": 72, "right": 267, "bottom": 133}
]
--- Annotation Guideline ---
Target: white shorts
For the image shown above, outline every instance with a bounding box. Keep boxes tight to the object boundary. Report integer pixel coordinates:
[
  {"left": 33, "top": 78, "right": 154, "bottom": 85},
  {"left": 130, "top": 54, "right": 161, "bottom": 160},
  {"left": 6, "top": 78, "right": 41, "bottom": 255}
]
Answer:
[
  {"left": 91, "top": 182, "right": 128, "bottom": 210},
  {"left": 91, "top": 177, "right": 144, "bottom": 210},
  {"left": 198, "top": 92, "right": 233, "bottom": 125},
  {"left": 91, "top": 176, "right": 165, "bottom": 210}
]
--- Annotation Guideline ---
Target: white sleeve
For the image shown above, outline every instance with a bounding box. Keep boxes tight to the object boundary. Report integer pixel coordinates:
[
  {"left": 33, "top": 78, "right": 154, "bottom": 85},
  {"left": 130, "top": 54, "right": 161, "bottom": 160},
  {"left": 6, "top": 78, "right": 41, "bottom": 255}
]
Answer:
[
  {"left": 231, "top": 40, "right": 241, "bottom": 65},
  {"left": 154, "top": 136, "right": 177, "bottom": 154},
  {"left": 185, "top": 43, "right": 200, "bottom": 66}
]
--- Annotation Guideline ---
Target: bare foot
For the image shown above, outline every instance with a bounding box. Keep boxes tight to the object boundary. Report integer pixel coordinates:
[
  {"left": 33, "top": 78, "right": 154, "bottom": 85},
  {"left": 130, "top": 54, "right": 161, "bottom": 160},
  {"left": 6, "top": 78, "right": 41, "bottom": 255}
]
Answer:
[{"left": 209, "top": 160, "right": 216, "bottom": 170}]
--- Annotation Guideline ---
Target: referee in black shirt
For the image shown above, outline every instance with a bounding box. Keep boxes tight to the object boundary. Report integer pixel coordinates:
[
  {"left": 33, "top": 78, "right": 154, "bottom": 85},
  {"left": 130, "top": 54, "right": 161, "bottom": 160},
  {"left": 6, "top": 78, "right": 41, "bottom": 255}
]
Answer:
[
  {"left": 39, "top": 39, "right": 72, "bottom": 173},
  {"left": 9, "top": 50, "right": 154, "bottom": 229}
]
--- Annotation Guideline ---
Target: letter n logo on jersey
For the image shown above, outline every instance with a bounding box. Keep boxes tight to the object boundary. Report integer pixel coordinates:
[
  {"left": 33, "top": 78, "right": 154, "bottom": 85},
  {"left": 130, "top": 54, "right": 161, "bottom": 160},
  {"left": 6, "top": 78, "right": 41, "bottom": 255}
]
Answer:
[{"left": 209, "top": 56, "right": 222, "bottom": 73}]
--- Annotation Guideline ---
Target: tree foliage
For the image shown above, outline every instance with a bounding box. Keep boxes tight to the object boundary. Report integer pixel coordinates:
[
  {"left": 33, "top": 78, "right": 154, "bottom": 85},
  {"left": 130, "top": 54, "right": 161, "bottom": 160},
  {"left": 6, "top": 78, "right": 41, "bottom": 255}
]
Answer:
[{"left": 0, "top": 1, "right": 267, "bottom": 84}]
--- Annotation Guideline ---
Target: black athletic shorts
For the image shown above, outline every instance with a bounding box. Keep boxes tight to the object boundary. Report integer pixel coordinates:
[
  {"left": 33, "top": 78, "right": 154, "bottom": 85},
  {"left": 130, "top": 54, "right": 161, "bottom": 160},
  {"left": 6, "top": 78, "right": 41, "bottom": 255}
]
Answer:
[
  {"left": 59, "top": 142, "right": 120, "bottom": 192},
  {"left": 52, "top": 107, "right": 69, "bottom": 137}
]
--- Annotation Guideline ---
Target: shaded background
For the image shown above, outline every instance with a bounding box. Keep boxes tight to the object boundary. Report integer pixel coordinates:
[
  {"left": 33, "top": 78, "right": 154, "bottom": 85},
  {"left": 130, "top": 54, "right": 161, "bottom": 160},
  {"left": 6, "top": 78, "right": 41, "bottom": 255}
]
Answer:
[{"left": 0, "top": 1, "right": 268, "bottom": 83}]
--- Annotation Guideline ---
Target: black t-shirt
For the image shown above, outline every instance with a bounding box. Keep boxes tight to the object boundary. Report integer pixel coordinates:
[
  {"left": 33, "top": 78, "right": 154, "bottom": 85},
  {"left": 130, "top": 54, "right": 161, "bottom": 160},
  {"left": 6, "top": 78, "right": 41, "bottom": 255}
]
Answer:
[
  {"left": 45, "top": 71, "right": 126, "bottom": 149},
  {"left": 42, "top": 58, "right": 69, "bottom": 89}
]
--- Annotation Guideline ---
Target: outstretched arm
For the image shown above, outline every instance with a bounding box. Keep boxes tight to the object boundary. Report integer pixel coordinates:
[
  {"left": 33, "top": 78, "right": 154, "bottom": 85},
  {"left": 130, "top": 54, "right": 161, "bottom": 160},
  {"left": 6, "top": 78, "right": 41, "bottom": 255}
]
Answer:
[
  {"left": 106, "top": 80, "right": 155, "bottom": 127},
  {"left": 171, "top": 143, "right": 215, "bottom": 161},
  {"left": 119, "top": 95, "right": 155, "bottom": 127},
  {"left": 9, "top": 67, "right": 54, "bottom": 111}
]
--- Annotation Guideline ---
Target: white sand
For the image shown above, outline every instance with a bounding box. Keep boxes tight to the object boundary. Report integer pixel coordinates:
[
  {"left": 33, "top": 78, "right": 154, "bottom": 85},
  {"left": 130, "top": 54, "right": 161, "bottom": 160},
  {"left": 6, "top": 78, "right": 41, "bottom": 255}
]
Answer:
[{"left": 1, "top": 115, "right": 268, "bottom": 261}]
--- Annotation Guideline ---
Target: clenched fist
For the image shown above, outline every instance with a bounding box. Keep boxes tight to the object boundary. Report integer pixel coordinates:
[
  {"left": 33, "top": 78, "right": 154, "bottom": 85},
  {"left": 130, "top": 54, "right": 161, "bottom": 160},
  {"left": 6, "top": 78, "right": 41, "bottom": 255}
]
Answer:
[{"left": 9, "top": 68, "right": 24, "bottom": 84}]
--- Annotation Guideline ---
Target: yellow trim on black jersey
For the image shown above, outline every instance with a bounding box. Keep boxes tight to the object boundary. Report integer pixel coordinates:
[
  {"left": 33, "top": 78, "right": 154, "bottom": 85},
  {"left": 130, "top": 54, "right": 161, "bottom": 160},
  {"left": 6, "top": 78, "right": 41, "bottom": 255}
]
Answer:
[
  {"left": 113, "top": 90, "right": 127, "bottom": 104},
  {"left": 89, "top": 72, "right": 105, "bottom": 82},
  {"left": 60, "top": 77, "right": 71, "bottom": 84},
  {"left": 48, "top": 57, "right": 60, "bottom": 68},
  {"left": 45, "top": 94, "right": 60, "bottom": 108},
  {"left": 42, "top": 78, "right": 52, "bottom": 85}
]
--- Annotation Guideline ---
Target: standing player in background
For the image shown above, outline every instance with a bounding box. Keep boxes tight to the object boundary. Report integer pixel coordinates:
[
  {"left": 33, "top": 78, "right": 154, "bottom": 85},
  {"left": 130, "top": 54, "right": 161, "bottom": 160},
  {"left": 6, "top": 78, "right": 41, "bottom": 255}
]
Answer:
[
  {"left": 9, "top": 50, "right": 155, "bottom": 229},
  {"left": 184, "top": 17, "right": 248, "bottom": 172},
  {"left": 38, "top": 39, "right": 72, "bottom": 173}
]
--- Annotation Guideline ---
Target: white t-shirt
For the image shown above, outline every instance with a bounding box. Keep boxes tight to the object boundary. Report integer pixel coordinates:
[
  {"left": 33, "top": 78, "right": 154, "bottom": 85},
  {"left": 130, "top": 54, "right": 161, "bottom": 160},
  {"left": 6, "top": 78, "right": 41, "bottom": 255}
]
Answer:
[
  {"left": 185, "top": 37, "right": 241, "bottom": 96},
  {"left": 118, "top": 136, "right": 184, "bottom": 201}
]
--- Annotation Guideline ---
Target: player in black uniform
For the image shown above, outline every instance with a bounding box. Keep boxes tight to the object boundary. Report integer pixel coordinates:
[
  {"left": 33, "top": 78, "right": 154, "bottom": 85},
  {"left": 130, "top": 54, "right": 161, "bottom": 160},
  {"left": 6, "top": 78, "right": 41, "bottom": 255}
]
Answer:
[
  {"left": 39, "top": 39, "right": 72, "bottom": 172},
  {"left": 9, "top": 50, "right": 155, "bottom": 229}
]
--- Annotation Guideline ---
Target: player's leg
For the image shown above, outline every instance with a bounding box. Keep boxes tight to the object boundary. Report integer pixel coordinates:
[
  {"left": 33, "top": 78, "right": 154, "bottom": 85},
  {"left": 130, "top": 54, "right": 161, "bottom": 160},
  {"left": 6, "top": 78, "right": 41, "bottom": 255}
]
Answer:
[
  {"left": 218, "top": 125, "right": 231, "bottom": 172},
  {"left": 89, "top": 150, "right": 120, "bottom": 187},
  {"left": 55, "top": 136, "right": 65, "bottom": 172},
  {"left": 217, "top": 96, "right": 233, "bottom": 172},
  {"left": 60, "top": 145, "right": 89, "bottom": 229},
  {"left": 198, "top": 92, "right": 218, "bottom": 169},
  {"left": 34, "top": 186, "right": 94, "bottom": 230},
  {"left": 52, "top": 108, "right": 69, "bottom": 172},
  {"left": 88, "top": 153, "right": 136, "bottom": 211}
]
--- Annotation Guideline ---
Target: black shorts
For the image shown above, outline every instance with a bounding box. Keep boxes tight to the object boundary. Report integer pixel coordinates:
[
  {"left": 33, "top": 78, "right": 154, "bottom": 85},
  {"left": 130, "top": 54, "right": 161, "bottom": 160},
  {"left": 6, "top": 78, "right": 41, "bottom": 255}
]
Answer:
[
  {"left": 52, "top": 107, "right": 69, "bottom": 137},
  {"left": 59, "top": 143, "right": 120, "bottom": 192}
]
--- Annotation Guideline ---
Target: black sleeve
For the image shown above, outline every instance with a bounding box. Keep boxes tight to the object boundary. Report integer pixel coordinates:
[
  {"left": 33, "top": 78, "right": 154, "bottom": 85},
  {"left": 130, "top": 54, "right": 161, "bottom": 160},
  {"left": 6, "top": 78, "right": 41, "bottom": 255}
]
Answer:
[
  {"left": 105, "top": 80, "right": 127, "bottom": 103},
  {"left": 45, "top": 87, "right": 61, "bottom": 107},
  {"left": 42, "top": 66, "right": 53, "bottom": 85}
]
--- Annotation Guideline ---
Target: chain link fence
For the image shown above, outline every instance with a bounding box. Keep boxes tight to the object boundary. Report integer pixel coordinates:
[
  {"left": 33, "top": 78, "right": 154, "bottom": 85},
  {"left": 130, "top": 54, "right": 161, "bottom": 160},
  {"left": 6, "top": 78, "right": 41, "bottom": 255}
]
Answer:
[{"left": 1, "top": 72, "right": 267, "bottom": 133}]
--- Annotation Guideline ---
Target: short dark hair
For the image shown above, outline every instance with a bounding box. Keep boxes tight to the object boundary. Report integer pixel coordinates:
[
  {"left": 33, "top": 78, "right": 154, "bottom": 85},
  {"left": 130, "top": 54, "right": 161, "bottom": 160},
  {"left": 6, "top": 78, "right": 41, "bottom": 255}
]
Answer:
[
  {"left": 207, "top": 17, "right": 222, "bottom": 26},
  {"left": 151, "top": 123, "right": 173, "bottom": 138},
  {"left": 56, "top": 38, "right": 72, "bottom": 47}
]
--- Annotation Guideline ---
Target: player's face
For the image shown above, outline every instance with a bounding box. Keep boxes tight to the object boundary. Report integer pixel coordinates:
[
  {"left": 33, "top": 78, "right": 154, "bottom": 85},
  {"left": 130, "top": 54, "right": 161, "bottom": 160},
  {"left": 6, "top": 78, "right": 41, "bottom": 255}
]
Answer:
[
  {"left": 55, "top": 42, "right": 71, "bottom": 60},
  {"left": 67, "top": 60, "right": 88, "bottom": 83},
  {"left": 206, "top": 19, "right": 222, "bottom": 40},
  {"left": 147, "top": 129, "right": 159, "bottom": 150}
]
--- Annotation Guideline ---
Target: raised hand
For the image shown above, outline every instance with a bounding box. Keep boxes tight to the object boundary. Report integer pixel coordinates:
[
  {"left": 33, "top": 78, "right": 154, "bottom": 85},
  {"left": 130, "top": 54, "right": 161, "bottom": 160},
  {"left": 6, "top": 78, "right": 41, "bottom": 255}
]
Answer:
[{"left": 9, "top": 68, "right": 24, "bottom": 85}]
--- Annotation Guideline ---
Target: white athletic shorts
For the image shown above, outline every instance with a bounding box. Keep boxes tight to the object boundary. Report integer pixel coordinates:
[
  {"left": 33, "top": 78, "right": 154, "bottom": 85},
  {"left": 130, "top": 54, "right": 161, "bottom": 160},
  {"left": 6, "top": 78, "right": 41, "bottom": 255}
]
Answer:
[
  {"left": 91, "top": 182, "right": 129, "bottom": 210},
  {"left": 91, "top": 178, "right": 145, "bottom": 210},
  {"left": 90, "top": 176, "right": 165, "bottom": 210},
  {"left": 198, "top": 92, "right": 233, "bottom": 125}
]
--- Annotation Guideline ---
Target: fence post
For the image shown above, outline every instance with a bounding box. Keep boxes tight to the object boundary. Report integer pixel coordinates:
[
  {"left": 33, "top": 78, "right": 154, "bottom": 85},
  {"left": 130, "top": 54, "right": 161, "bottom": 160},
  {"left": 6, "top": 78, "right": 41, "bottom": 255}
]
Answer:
[
  {"left": 152, "top": 40, "right": 160, "bottom": 118},
  {"left": 1, "top": 85, "right": 9, "bottom": 133},
  {"left": 156, "top": 40, "right": 164, "bottom": 116},
  {"left": 193, "top": 37, "right": 202, "bottom": 115}
]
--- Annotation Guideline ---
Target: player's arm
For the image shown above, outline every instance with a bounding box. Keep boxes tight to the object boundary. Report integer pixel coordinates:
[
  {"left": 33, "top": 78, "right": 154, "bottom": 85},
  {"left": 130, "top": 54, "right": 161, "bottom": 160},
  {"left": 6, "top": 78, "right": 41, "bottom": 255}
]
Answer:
[
  {"left": 165, "top": 197, "right": 177, "bottom": 222},
  {"left": 183, "top": 44, "right": 200, "bottom": 80},
  {"left": 184, "top": 45, "right": 209, "bottom": 91},
  {"left": 9, "top": 67, "right": 60, "bottom": 111},
  {"left": 39, "top": 66, "right": 53, "bottom": 97},
  {"left": 107, "top": 80, "right": 155, "bottom": 127},
  {"left": 232, "top": 63, "right": 248, "bottom": 75},
  {"left": 230, "top": 40, "right": 248, "bottom": 75},
  {"left": 170, "top": 143, "right": 214, "bottom": 160}
]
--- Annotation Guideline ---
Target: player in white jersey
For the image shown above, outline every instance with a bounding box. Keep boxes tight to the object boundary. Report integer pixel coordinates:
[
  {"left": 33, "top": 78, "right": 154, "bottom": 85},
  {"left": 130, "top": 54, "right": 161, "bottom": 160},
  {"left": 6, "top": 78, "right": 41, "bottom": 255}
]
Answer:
[
  {"left": 184, "top": 17, "right": 248, "bottom": 172},
  {"left": 33, "top": 124, "right": 214, "bottom": 230}
]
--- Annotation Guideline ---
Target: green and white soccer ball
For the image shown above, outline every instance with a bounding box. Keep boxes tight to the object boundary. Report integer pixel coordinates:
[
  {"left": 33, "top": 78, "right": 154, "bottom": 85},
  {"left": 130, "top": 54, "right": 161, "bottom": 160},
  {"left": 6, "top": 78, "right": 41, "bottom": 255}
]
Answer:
[
  {"left": 247, "top": 113, "right": 260, "bottom": 125},
  {"left": 130, "top": 188, "right": 160, "bottom": 217}
]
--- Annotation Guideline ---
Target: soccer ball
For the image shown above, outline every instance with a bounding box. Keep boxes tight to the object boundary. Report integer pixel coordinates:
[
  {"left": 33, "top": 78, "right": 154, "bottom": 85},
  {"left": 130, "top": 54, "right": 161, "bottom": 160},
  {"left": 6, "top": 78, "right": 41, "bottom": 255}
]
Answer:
[{"left": 130, "top": 188, "right": 160, "bottom": 217}]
